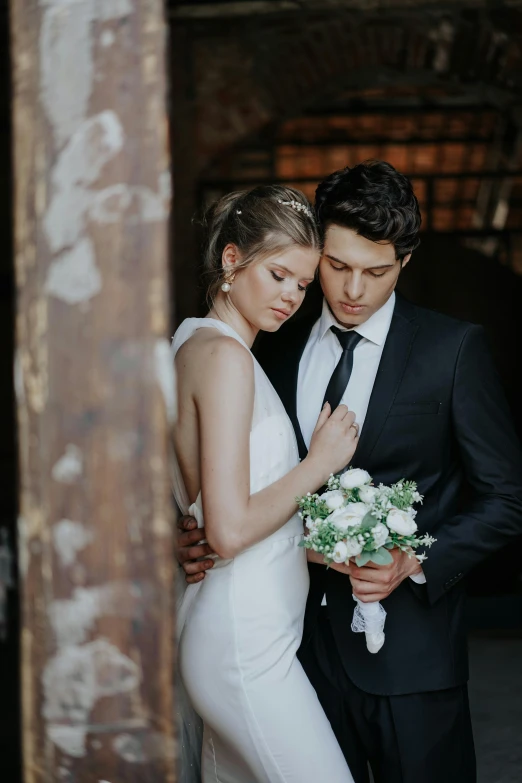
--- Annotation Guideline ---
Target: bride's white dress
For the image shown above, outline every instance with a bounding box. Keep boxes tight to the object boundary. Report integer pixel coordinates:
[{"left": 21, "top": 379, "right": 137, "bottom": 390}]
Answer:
[{"left": 171, "top": 318, "right": 354, "bottom": 783}]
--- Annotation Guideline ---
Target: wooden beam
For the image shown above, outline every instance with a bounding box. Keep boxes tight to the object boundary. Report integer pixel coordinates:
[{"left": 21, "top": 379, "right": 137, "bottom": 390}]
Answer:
[
  {"left": 170, "top": 0, "right": 522, "bottom": 19},
  {"left": 10, "top": 2, "right": 176, "bottom": 781}
]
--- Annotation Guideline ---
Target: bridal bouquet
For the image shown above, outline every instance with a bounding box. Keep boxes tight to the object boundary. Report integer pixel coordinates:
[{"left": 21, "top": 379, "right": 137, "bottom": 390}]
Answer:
[{"left": 297, "top": 469, "right": 435, "bottom": 654}]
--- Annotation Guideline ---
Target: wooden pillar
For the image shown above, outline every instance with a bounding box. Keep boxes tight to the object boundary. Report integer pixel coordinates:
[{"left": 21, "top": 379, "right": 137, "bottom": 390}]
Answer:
[{"left": 10, "top": 2, "right": 176, "bottom": 781}]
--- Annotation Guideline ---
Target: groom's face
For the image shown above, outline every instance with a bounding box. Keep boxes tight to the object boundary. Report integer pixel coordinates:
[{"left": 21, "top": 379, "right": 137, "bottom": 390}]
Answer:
[{"left": 318, "top": 224, "right": 410, "bottom": 327}]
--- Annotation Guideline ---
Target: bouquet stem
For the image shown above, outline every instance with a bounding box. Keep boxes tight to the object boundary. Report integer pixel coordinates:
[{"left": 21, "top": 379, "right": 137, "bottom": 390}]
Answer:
[{"left": 351, "top": 596, "right": 386, "bottom": 654}]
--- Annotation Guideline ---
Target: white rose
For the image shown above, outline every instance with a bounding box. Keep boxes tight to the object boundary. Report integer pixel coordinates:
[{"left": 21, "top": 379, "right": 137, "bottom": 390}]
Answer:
[
  {"left": 320, "top": 490, "right": 345, "bottom": 510},
  {"left": 327, "top": 502, "right": 368, "bottom": 530},
  {"left": 344, "top": 538, "right": 363, "bottom": 557},
  {"left": 386, "top": 507, "right": 418, "bottom": 536},
  {"left": 359, "top": 485, "right": 378, "bottom": 504},
  {"left": 340, "top": 469, "right": 372, "bottom": 490},
  {"left": 332, "top": 541, "right": 348, "bottom": 563},
  {"left": 371, "top": 522, "right": 389, "bottom": 548},
  {"left": 305, "top": 517, "right": 317, "bottom": 531}
]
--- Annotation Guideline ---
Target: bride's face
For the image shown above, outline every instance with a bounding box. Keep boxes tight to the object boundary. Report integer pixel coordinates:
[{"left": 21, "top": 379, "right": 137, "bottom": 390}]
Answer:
[{"left": 226, "top": 244, "right": 318, "bottom": 332}]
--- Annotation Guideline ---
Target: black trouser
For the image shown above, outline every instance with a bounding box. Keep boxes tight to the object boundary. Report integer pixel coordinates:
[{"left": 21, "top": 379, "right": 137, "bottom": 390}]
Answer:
[{"left": 299, "top": 608, "right": 476, "bottom": 783}]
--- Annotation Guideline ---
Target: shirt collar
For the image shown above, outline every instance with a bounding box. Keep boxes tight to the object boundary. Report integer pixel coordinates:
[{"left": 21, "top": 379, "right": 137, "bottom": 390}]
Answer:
[{"left": 318, "top": 291, "right": 396, "bottom": 347}]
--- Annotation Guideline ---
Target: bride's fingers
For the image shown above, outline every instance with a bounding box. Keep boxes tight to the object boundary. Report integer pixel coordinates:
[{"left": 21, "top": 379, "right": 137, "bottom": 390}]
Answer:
[{"left": 313, "top": 402, "right": 331, "bottom": 432}]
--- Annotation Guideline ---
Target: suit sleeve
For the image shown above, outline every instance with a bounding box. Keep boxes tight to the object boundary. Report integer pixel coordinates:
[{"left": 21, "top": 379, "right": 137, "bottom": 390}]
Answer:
[{"left": 422, "top": 325, "right": 522, "bottom": 605}]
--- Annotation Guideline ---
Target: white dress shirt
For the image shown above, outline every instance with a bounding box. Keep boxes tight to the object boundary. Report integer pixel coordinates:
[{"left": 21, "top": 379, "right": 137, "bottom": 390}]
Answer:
[
  {"left": 297, "top": 293, "right": 396, "bottom": 447},
  {"left": 296, "top": 291, "right": 426, "bottom": 589}
]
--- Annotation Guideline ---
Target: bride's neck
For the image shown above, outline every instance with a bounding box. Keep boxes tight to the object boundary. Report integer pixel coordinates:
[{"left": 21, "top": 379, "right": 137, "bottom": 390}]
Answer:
[{"left": 207, "top": 297, "right": 258, "bottom": 348}]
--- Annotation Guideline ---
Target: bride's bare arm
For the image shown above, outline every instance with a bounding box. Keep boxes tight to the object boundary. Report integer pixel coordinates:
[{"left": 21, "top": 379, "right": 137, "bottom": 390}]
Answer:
[{"left": 196, "top": 336, "right": 358, "bottom": 560}]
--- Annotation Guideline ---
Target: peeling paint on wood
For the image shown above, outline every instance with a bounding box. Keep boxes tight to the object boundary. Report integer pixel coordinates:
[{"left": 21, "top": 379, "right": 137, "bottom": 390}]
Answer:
[
  {"left": 11, "top": 0, "right": 176, "bottom": 779},
  {"left": 52, "top": 445, "right": 84, "bottom": 484},
  {"left": 52, "top": 520, "right": 93, "bottom": 568}
]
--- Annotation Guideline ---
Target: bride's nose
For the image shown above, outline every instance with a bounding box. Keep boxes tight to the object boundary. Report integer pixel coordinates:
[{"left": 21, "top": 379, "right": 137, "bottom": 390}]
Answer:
[{"left": 281, "top": 286, "right": 299, "bottom": 305}]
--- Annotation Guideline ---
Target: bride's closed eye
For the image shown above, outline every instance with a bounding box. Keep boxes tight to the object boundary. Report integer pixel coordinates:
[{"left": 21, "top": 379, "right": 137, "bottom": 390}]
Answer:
[{"left": 271, "top": 270, "right": 308, "bottom": 292}]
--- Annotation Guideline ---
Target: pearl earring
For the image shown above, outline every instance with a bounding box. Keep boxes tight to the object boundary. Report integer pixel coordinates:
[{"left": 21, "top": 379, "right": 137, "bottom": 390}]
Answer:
[{"left": 221, "top": 281, "right": 231, "bottom": 293}]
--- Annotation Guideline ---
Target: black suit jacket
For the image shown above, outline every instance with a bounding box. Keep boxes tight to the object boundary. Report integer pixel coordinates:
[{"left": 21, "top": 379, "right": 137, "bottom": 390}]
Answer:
[{"left": 255, "top": 293, "right": 522, "bottom": 696}]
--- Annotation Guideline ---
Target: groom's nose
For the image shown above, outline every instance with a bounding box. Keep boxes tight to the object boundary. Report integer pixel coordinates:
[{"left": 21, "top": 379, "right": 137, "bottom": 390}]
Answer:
[{"left": 344, "top": 271, "right": 364, "bottom": 301}]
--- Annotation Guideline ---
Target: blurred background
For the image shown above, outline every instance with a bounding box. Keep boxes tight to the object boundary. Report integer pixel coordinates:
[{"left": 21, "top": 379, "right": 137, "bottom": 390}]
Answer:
[{"left": 2, "top": 1, "right": 522, "bottom": 780}]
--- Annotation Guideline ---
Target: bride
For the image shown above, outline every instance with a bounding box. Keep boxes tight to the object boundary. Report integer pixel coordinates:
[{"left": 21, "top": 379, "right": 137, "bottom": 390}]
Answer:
[{"left": 171, "top": 185, "right": 357, "bottom": 782}]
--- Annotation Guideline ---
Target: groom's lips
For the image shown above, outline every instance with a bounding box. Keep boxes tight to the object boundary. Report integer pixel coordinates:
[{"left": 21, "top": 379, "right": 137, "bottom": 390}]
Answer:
[{"left": 340, "top": 302, "right": 365, "bottom": 315}]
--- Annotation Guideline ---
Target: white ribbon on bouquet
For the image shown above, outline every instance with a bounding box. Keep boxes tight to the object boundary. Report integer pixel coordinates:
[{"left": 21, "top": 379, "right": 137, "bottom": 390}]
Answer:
[{"left": 351, "top": 595, "right": 387, "bottom": 654}]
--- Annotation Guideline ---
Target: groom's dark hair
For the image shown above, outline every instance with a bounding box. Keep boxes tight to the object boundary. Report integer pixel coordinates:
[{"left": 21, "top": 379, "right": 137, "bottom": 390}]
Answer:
[{"left": 315, "top": 160, "right": 422, "bottom": 260}]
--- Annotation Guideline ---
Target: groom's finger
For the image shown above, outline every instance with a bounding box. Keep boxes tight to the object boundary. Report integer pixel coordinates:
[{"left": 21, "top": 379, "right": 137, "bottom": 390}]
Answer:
[
  {"left": 350, "top": 576, "right": 390, "bottom": 602},
  {"left": 184, "top": 558, "right": 214, "bottom": 577},
  {"left": 177, "top": 526, "right": 210, "bottom": 555},
  {"left": 178, "top": 514, "right": 198, "bottom": 532},
  {"left": 350, "top": 564, "right": 392, "bottom": 583}
]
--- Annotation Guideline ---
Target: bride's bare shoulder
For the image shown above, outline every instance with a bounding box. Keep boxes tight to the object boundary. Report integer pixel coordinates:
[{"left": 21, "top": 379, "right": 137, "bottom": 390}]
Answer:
[{"left": 176, "top": 328, "right": 252, "bottom": 382}]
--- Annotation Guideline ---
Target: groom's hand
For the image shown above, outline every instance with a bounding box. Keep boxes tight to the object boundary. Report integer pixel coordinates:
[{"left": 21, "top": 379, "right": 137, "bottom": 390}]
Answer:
[
  {"left": 349, "top": 548, "right": 422, "bottom": 603},
  {"left": 177, "top": 516, "right": 215, "bottom": 584}
]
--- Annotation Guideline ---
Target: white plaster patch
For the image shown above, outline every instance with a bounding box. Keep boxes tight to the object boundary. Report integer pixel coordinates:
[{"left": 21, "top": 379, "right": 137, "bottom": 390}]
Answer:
[
  {"left": 45, "top": 237, "right": 102, "bottom": 304},
  {"left": 158, "top": 170, "right": 172, "bottom": 202},
  {"left": 40, "top": 5, "right": 95, "bottom": 148},
  {"left": 40, "top": 0, "right": 131, "bottom": 10},
  {"left": 48, "top": 581, "right": 146, "bottom": 647},
  {"left": 90, "top": 184, "right": 167, "bottom": 225},
  {"left": 17, "top": 516, "right": 29, "bottom": 578},
  {"left": 39, "top": 0, "right": 132, "bottom": 145},
  {"left": 100, "top": 30, "right": 115, "bottom": 48},
  {"left": 155, "top": 339, "right": 177, "bottom": 424},
  {"left": 49, "top": 586, "right": 102, "bottom": 647},
  {"left": 48, "top": 725, "right": 88, "bottom": 759},
  {"left": 52, "top": 444, "right": 84, "bottom": 483},
  {"left": 113, "top": 731, "right": 175, "bottom": 764},
  {"left": 55, "top": 111, "right": 124, "bottom": 191},
  {"left": 44, "top": 638, "right": 141, "bottom": 757},
  {"left": 53, "top": 520, "right": 93, "bottom": 568},
  {"left": 44, "top": 112, "right": 124, "bottom": 253}
]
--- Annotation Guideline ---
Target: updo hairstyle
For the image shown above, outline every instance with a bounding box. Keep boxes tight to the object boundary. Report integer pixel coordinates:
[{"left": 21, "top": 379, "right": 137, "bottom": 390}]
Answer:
[{"left": 201, "top": 184, "right": 320, "bottom": 304}]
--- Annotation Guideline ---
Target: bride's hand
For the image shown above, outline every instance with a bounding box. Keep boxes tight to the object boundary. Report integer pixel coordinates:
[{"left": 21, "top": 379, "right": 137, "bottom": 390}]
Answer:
[{"left": 307, "top": 402, "right": 359, "bottom": 484}]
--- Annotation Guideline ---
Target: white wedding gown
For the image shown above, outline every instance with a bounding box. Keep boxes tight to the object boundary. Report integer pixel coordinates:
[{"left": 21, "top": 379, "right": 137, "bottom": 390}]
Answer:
[{"left": 171, "top": 318, "right": 354, "bottom": 783}]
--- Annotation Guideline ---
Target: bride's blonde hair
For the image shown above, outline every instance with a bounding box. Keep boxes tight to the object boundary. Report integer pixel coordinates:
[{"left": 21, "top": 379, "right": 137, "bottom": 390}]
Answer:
[{"left": 201, "top": 184, "right": 320, "bottom": 304}]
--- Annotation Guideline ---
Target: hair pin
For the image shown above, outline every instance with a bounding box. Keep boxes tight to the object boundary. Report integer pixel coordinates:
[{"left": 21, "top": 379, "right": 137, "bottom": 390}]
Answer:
[{"left": 277, "top": 199, "right": 314, "bottom": 220}]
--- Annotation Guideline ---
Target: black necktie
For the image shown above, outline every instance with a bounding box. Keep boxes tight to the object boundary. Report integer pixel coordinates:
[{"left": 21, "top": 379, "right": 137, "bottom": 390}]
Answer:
[{"left": 322, "top": 327, "right": 363, "bottom": 410}]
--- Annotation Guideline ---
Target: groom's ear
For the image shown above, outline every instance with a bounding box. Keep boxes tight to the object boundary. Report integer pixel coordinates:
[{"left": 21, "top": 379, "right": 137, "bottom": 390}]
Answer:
[{"left": 400, "top": 252, "right": 412, "bottom": 270}]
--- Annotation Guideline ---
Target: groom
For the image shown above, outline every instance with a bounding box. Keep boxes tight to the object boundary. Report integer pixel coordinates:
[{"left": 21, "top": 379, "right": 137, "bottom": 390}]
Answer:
[{"left": 177, "top": 161, "right": 522, "bottom": 783}]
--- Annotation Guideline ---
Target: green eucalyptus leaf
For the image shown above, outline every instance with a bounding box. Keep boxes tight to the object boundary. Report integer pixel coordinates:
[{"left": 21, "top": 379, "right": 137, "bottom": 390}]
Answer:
[
  {"left": 355, "top": 551, "right": 372, "bottom": 567},
  {"left": 360, "top": 511, "right": 379, "bottom": 530},
  {"left": 370, "top": 547, "right": 394, "bottom": 565}
]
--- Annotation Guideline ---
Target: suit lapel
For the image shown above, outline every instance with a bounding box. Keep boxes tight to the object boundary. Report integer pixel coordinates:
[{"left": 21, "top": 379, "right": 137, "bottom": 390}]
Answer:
[
  {"left": 278, "top": 316, "right": 316, "bottom": 459},
  {"left": 352, "top": 295, "right": 419, "bottom": 468}
]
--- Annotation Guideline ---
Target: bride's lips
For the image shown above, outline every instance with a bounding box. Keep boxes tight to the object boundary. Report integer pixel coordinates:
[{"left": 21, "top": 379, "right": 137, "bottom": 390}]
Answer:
[
  {"left": 340, "top": 302, "right": 365, "bottom": 315},
  {"left": 272, "top": 308, "right": 291, "bottom": 320}
]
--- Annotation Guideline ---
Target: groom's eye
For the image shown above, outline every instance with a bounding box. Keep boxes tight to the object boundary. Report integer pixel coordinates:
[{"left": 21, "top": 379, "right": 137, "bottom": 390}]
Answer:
[
  {"left": 369, "top": 271, "right": 387, "bottom": 278},
  {"left": 330, "top": 262, "right": 345, "bottom": 271}
]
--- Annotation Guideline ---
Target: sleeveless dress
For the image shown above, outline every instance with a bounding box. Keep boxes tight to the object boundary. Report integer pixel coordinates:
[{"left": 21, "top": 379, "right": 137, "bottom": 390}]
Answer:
[{"left": 171, "top": 318, "right": 354, "bottom": 783}]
